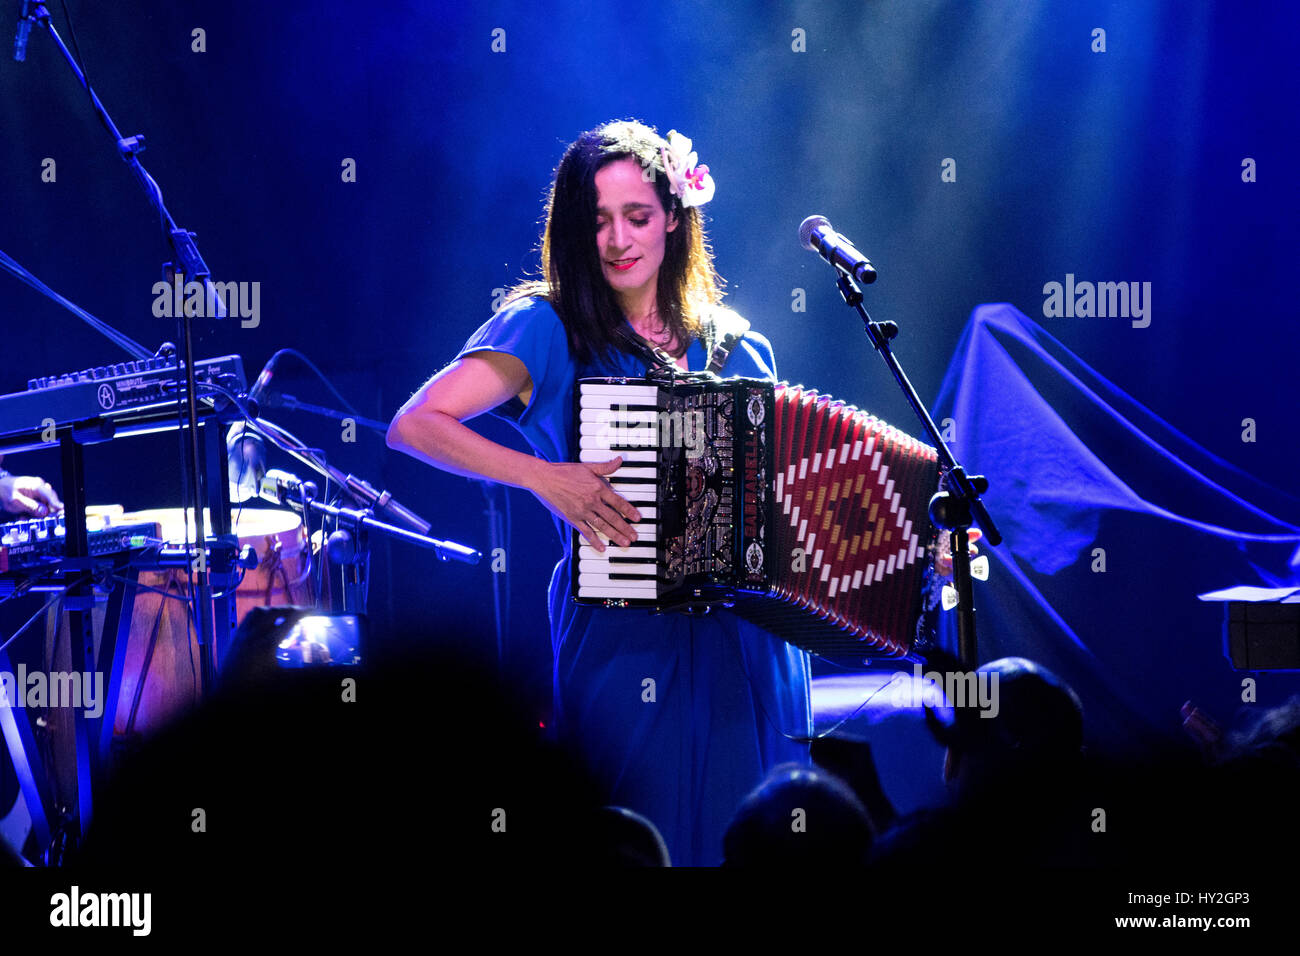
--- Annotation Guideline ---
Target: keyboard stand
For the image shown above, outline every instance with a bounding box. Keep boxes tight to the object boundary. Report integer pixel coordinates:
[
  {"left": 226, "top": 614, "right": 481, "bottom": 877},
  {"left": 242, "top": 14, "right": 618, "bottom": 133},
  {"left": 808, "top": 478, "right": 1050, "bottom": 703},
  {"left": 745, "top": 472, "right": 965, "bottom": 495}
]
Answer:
[{"left": 0, "top": 644, "right": 53, "bottom": 858}]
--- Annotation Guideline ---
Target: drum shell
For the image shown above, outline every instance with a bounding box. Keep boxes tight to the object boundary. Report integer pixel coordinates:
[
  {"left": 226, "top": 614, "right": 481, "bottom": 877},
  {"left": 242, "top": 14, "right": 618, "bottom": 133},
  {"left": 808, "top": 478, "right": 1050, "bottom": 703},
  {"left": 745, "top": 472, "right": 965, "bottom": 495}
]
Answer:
[{"left": 110, "top": 507, "right": 315, "bottom": 739}]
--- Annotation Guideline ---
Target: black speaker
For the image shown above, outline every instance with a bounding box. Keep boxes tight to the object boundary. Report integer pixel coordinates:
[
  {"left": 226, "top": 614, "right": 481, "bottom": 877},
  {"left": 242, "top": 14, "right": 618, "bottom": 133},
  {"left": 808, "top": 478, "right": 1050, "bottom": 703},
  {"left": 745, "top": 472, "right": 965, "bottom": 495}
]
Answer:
[{"left": 1225, "top": 601, "right": 1300, "bottom": 670}]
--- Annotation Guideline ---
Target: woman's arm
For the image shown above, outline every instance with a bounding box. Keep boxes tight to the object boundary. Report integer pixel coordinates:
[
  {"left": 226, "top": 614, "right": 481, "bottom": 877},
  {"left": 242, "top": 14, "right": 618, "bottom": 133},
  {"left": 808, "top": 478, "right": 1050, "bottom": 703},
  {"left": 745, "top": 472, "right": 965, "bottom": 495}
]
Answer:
[{"left": 386, "top": 351, "right": 641, "bottom": 551}]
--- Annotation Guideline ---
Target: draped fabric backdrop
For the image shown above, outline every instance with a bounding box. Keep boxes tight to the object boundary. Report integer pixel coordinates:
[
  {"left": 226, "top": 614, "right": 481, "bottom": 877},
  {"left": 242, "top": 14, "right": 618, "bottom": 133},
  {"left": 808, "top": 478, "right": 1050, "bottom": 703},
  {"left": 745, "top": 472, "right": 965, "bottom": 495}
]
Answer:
[{"left": 935, "top": 304, "right": 1300, "bottom": 754}]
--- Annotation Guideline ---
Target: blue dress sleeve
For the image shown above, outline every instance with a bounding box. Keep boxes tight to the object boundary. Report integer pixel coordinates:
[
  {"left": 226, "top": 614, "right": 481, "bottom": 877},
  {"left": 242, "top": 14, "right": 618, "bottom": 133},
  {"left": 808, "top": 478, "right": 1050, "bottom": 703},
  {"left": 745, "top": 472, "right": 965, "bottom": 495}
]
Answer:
[
  {"left": 736, "top": 329, "right": 778, "bottom": 381},
  {"left": 455, "top": 296, "right": 576, "bottom": 464}
]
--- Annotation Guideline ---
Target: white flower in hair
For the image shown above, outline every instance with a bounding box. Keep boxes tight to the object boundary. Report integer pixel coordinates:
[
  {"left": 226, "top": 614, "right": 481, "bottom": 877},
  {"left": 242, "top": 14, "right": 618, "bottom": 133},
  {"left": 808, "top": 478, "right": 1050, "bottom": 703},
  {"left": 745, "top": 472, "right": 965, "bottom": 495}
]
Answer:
[{"left": 660, "top": 129, "right": 715, "bottom": 208}]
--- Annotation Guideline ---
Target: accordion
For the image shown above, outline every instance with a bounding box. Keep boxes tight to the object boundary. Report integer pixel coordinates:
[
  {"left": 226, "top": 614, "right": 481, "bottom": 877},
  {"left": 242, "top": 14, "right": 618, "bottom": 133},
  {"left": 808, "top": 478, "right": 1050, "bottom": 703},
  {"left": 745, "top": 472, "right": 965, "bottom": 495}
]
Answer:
[{"left": 573, "top": 375, "right": 944, "bottom": 661}]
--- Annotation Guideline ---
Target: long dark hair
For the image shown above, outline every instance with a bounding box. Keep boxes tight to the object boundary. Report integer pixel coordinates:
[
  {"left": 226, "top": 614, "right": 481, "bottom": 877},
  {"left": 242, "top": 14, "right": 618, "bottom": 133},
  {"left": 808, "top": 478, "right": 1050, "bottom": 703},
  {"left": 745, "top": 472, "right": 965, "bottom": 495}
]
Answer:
[{"left": 503, "top": 119, "right": 724, "bottom": 364}]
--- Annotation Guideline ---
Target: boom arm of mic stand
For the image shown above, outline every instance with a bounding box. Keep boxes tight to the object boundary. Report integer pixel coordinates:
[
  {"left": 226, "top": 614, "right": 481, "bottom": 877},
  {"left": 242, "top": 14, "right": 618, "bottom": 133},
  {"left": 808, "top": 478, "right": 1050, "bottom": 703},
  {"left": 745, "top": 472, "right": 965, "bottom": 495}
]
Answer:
[
  {"left": 221, "top": 399, "right": 467, "bottom": 556},
  {"left": 250, "top": 415, "right": 353, "bottom": 492},
  {"left": 248, "top": 416, "right": 431, "bottom": 536},
  {"left": 281, "top": 495, "right": 481, "bottom": 564}
]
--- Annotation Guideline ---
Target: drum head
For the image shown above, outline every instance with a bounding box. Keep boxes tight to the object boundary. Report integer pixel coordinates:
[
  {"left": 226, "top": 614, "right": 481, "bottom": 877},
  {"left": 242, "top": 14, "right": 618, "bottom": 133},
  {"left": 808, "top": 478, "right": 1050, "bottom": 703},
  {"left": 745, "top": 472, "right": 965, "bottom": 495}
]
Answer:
[{"left": 119, "top": 506, "right": 303, "bottom": 545}]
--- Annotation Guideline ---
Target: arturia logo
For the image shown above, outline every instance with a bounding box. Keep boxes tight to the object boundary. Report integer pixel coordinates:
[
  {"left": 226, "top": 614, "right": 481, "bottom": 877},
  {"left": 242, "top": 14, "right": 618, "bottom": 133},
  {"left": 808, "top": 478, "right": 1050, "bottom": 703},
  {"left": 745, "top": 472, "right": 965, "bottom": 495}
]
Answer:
[{"left": 49, "top": 886, "right": 151, "bottom": 936}]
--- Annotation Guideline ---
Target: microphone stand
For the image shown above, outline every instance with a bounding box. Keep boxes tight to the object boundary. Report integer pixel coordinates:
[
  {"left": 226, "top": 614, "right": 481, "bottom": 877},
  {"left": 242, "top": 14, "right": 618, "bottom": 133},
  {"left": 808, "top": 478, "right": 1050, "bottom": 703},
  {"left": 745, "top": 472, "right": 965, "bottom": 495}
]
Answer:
[
  {"left": 265, "top": 477, "right": 481, "bottom": 616},
  {"left": 477, "top": 479, "right": 508, "bottom": 667},
  {"left": 829, "top": 270, "right": 1002, "bottom": 667},
  {"left": 249, "top": 414, "right": 432, "bottom": 536},
  {"left": 22, "top": 2, "right": 231, "bottom": 696},
  {"left": 250, "top": 388, "right": 427, "bottom": 534},
  {"left": 236, "top": 379, "right": 486, "bottom": 634},
  {"left": 224, "top": 395, "right": 480, "bottom": 616}
]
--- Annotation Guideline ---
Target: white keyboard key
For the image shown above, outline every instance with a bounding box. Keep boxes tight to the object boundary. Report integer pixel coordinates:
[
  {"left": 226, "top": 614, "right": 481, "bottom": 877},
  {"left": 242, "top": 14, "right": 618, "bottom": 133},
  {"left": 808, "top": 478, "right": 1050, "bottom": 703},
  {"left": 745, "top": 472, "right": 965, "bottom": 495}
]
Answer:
[
  {"left": 579, "top": 383, "right": 661, "bottom": 402},
  {"left": 578, "top": 559, "right": 657, "bottom": 575},
  {"left": 614, "top": 486, "right": 656, "bottom": 502},
  {"left": 577, "top": 574, "right": 661, "bottom": 591},
  {"left": 580, "top": 545, "right": 657, "bottom": 560},
  {"left": 580, "top": 449, "right": 656, "bottom": 463},
  {"left": 579, "top": 408, "right": 658, "bottom": 425},
  {"left": 609, "top": 466, "right": 656, "bottom": 480}
]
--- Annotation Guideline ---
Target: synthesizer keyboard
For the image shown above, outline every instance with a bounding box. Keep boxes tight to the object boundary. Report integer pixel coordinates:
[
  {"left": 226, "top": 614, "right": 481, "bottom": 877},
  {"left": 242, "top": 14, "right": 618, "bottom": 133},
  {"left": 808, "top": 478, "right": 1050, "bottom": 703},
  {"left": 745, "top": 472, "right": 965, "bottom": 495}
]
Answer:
[
  {"left": 0, "top": 354, "right": 247, "bottom": 450},
  {"left": 0, "top": 513, "right": 160, "bottom": 574}
]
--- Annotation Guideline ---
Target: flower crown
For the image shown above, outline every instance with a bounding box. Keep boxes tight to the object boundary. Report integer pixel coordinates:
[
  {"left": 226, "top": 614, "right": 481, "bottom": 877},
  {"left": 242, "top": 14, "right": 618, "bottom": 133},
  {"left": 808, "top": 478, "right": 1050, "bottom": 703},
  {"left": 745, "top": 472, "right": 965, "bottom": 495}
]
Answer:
[{"left": 659, "top": 130, "right": 715, "bottom": 208}]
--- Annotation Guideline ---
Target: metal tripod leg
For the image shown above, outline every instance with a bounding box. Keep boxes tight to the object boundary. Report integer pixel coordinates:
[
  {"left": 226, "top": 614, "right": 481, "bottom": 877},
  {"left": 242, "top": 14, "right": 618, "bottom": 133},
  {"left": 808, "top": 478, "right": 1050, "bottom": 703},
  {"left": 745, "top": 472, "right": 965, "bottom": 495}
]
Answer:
[{"left": 0, "top": 645, "right": 53, "bottom": 859}]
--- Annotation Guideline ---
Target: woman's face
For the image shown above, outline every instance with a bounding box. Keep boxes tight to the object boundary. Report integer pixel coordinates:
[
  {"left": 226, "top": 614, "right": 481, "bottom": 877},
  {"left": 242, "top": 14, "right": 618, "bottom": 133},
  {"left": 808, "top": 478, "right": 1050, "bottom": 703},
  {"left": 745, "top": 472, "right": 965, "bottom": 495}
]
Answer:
[{"left": 593, "top": 156, "right": 677, "bottom": 312}]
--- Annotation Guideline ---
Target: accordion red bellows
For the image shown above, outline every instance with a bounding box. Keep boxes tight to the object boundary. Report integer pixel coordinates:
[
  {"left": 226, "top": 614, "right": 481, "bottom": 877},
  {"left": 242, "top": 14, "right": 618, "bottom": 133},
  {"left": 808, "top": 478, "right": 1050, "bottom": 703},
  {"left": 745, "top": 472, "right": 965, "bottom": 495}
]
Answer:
[
  {"left": 573, "top": 376, "right": 943, "bottom": 661},
  {"left": 765, "top": 385, "right": 940, "bottom": 657}
]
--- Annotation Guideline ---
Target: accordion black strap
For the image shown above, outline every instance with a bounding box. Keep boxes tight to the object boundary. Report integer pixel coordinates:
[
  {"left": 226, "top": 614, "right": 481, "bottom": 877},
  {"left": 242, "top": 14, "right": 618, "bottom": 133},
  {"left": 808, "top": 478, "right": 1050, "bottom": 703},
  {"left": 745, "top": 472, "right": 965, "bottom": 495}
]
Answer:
[
  {"left": 613, "top": 324, "right": 679, "bottom": 373},
  {"left": 613, "top": 308, "right": 751, "bottom": 376},
  {"left": 703, "top": 309, "right": 751, "bottom": 374}
]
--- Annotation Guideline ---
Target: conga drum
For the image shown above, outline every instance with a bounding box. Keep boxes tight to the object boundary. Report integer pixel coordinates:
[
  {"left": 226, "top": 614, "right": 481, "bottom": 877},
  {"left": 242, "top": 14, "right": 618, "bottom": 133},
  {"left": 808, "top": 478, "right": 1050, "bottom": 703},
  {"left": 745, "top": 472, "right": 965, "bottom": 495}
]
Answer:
[
  {"left": 108, "top": 506, "right": 316, "bottom": 741},
  {"left": 37, "top": 506, "right": 315, "bottom": 817}
]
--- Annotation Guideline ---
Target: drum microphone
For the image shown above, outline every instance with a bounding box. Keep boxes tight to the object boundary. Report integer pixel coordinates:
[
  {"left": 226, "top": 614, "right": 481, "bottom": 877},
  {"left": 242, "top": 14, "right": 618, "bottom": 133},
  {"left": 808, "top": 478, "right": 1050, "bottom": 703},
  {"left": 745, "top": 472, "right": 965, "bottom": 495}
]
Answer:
[
  {"left": 226, "top": 423, "right": 267, "bottom": 503},
  {"left": 799, "top": 215, "right": 878, "bottom": 284},
  {"left": 259, "top": 468, "right": 318, "bottom": 506},
  {"left": 227, "top": 355, "right": 276, "bottom": 502},
  {"left": 248, "top": 359, "right": 275, "bottom": 403},
  {"left": 259, "top": 469, "right": 432, "bottom": 539}
]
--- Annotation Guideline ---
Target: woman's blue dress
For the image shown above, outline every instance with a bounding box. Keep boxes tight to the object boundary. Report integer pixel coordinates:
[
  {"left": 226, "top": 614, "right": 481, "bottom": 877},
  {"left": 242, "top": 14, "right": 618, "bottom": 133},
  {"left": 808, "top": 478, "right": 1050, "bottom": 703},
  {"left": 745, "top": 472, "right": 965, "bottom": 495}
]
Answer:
[{"left": 456, "top": 296, "right": 812, "bottom": 866}]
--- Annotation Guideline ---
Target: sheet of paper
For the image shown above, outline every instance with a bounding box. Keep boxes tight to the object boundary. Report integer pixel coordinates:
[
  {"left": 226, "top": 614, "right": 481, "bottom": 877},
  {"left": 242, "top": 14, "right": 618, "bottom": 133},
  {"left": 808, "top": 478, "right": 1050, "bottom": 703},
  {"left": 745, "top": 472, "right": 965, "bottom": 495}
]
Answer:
[{"left": 1197, "top": 586, "right": 1300, "bottom": 604}]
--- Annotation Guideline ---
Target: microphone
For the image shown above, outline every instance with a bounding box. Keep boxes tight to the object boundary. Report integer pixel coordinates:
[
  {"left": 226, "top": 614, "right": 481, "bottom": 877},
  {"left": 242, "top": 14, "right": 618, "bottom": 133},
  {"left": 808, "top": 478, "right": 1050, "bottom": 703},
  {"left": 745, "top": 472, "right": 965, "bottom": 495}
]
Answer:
[
  {"left": 248, "top": 360, "right": 274, "bottom": 402},
  {"left": 14, "top": 1, "right": 31, "bottom": 62},
  {"left": 799, "top": 215, "right": 877, "bottom": 284},
  {"left": 226, "top": 422, "right": 266, "bottom": 503},
  {"left": 259, "top": 468, "right": 318, "bottom": 506},
  {"left": 226, "top": 354, "right": 275, "bottom": 502},
  {"left": 343, "top": 474, "right": 431, "bottom": 536}
]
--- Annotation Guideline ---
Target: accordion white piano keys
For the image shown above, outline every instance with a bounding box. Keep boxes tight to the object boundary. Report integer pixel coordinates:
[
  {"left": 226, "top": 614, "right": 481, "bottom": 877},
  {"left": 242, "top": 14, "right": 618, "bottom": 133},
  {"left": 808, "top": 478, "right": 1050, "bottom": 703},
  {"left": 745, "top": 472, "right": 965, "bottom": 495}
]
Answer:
[
  {"left": 578, "top": 577, "right": 661, "bottom": 592},
  {"left": 579, "top": 383, "right": 662, "bottom": 401},
  {"left": 612, "top": 486, "right": 656, "bottom": 502},
  {"left": 609, "top": 466, "right": 657, "bottom": 480},
  {"left": 578, "top": 422, "right": 659, "bottom": 438},
  {"left": 578, "top": 559, "right": 658, "bottom": 576},
  {"left": 579, "top": 544, "right": 657, "bottom": 560},
  {"left": 580, "top": 449, "right": 657, "bottom": 463},
  {"left": 578, "top": 408, "right": 660, "bottom": 425}
]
